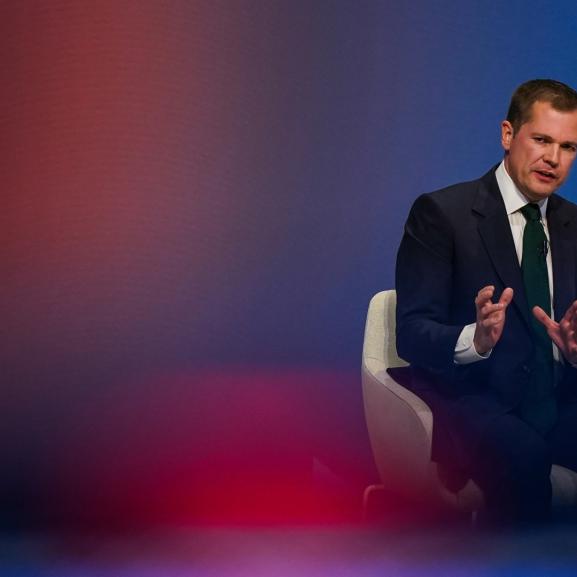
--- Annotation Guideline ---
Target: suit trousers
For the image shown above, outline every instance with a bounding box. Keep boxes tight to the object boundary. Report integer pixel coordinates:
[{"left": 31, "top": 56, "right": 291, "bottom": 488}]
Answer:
[{"left": 461, "top": 399, "right": 577, "bottom": 524}]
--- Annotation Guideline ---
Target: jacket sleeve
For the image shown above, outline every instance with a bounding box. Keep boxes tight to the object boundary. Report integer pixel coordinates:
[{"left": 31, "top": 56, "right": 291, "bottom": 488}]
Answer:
[{"left": 395, "top": 193, "right": 465, "bottom": 372}]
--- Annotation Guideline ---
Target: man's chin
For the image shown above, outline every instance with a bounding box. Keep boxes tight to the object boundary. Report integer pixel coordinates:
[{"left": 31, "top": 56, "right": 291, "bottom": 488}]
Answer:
[{"left": 523, "top": 184, "right": 558, "bottom": 203}]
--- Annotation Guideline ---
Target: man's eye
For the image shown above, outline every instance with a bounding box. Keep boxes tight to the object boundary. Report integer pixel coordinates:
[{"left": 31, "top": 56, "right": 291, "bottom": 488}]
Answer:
[
  {"left": 533, "top": 137, "right": 545, "bottom": 143},
  {"left": 562, "top": 144, "right": 577, "bottom": 152}
]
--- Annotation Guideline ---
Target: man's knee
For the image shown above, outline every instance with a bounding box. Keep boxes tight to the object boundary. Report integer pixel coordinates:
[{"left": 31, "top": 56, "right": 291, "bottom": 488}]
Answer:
[
  {"left": 475, "top": 417, "right": 552, "bottom": 493},
  {"left": 506, "top": 433, "right": 551, "bottom": 479}
]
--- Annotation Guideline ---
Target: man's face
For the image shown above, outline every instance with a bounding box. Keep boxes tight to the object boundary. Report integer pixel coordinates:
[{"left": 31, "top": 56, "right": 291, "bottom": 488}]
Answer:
[{"left": 501, "top": 100, "right": 577, "bottom": 203}]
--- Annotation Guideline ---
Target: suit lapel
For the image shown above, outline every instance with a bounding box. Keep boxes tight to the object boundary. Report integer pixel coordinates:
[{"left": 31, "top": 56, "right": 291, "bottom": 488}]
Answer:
[
  {"left": 473, "top": 169, "right": 532, "bottom": 331},
  {"left": 547, "top": 195, "right": 576, "bottom": 320}
]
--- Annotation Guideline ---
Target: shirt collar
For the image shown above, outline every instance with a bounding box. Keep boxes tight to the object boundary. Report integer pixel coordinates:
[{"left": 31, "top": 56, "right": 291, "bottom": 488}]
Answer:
[{"left": 495, "top": 160, "right": 548, "bottom": 219}]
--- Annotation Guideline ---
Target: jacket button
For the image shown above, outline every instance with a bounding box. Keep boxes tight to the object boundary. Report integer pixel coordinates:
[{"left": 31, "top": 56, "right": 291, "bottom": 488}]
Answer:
[{"left": 521, "top": 364, "right": 531, "bottom": 374}]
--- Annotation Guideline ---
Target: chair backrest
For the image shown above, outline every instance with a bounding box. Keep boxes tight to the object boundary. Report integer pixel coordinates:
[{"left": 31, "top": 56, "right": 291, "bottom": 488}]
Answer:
[
  {"left": 361, "top": 290, "right": 435, "bottom": 500},
  {"left": 362, "top": 290, "right": 408, "bottom": 369}
]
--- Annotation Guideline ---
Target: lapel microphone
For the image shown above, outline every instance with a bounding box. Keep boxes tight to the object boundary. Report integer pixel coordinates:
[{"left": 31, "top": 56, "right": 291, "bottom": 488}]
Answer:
[{"left": 540, "top": 239, "right": 549, "bottom": 258}]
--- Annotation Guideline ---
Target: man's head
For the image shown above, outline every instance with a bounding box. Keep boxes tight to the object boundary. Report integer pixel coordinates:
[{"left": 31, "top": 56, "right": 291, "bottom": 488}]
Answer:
[{"left": 501, "top": 79, "right": 577, "bottom": 202}]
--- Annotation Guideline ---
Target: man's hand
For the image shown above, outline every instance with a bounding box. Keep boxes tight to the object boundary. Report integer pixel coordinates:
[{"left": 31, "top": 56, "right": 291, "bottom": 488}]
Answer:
[
  {"left": 473, "top": 286, "right": 514, "bottom": 355},
  {"left": 533, "top": 301, "right": 577, "bottom": 365}
]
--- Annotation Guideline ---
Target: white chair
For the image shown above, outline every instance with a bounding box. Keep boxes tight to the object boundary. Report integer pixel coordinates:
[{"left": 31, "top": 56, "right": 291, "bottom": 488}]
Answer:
[{"left": 361, "top": 290, "right": 577, "bottom": 518}]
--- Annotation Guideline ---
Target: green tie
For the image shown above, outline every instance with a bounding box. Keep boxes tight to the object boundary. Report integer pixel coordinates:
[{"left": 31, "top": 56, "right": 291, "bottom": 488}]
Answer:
[{"left": 518, "top": 203, "right": 556, "bottom": 434}]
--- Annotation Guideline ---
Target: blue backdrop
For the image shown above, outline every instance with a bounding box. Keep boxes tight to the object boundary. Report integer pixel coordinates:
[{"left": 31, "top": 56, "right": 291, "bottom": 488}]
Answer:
[{"left": 2, "top": 0, "right": 577, "bottom": 524}]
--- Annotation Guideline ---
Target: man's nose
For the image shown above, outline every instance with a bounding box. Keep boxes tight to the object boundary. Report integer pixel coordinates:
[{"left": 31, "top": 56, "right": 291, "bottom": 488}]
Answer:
[{"left": 544, "top": 144, "right": 560, "bottom": 166}]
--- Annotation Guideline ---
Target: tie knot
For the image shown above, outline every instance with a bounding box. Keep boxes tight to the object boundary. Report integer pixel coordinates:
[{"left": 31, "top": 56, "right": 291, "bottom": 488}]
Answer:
[{"left": 520, "top": 203, "right": 542, "bottom": 222}]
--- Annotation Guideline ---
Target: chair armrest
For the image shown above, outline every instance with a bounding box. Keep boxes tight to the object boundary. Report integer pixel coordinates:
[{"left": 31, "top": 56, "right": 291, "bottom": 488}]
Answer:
[{"left": 362, "top": 356, "right": 436, "bottom": 498}]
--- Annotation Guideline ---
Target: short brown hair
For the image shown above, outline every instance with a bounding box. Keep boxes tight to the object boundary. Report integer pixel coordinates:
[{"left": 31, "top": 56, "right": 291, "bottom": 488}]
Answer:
[{"left": 506, "top": 79, "right": 577, "bottom": 133}]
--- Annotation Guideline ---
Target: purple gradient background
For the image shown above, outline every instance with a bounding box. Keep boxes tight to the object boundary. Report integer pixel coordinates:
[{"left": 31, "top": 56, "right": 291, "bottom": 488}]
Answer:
[{"left": 2, "top": 1, "right": 577, "bottom": 525}]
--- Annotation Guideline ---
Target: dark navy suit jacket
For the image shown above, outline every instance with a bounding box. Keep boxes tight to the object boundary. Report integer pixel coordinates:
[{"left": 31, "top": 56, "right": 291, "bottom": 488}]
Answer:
[{"left": 395, "top": 165, "right": 577, "bottom": 469}]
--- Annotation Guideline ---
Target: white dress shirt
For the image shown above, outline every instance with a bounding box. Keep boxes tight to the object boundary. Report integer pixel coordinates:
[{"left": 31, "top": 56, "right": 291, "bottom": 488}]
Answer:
[{"left": 454, "top": 160, "right": 554, "bottom": 364}]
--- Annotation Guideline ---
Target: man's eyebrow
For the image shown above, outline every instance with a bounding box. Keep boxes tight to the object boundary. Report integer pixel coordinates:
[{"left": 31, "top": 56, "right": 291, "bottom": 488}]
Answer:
[
  {"left": 531, "top": 132, "right": 577, "bottom": 147},
  {"left": 531, "top": 132, "right": 552, "bottom": 141}
]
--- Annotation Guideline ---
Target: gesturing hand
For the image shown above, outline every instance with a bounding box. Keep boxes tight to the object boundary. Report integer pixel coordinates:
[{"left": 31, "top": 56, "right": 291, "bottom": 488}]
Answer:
[
  {"left": 533, "top": 301, "right": 577, "bottom": 365},
  {"left": 473, "top": 285, "right": 514, "bottom": 355}
]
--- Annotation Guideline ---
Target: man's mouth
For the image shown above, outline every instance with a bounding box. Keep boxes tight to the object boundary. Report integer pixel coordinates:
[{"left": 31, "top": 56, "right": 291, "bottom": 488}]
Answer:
[{"left": 534, "top": 169, "right": 557, "bottom": 182}]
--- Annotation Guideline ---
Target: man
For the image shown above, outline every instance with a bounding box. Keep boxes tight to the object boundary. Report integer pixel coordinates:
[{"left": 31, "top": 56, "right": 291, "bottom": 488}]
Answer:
[{"left": 395, "top": 79, "right": 577, "bottom": 524}]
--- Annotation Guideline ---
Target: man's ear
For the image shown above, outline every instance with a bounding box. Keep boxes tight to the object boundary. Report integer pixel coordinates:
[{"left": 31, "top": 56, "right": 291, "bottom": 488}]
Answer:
[{"left": 501, "top": 120, "right": 514, "bottom": 151}]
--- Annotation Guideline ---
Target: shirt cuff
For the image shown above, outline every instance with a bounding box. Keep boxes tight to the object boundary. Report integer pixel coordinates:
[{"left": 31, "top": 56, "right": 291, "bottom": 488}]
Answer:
[{"left": 454, "top": 323, "right": 492, "bottom": 365}]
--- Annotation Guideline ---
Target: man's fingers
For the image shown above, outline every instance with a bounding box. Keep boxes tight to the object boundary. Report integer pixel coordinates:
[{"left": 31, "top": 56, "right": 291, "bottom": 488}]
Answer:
[
  {"left": 563, "top": 300, "right": 577, "bottom": 324},
  {"left": 534, "top": 303, "right": 577, "bottom": 362},
  {"left": 570, "top": 306, "right": 577, "bottom": 328},
  {"left": 475, "top": 286, "right": 513, "bottom": 308},
  {"left": 474, "top": 286, "right": 512, "bottom": 353},
  {"left": 475, "top": 285, "right": 495, "bottom": 307},
  {"left": 558, "top": 306, "right": 577, "bottom": 363},
  {"left": 533, "top": 305, "right": 557, "bottom": 330},
  {"left": 478, "top": 288, "right": 513, "bottom": 317},
  {"left": 559, "top": 318, "right": 575, "bottom": 343},
  {"left": 532, "top": 302, "right": 577, "bottom": 365},
  {"left": 480, "top": 302, "right": 503, "bottom": 316},
  {"left": 498, "top": 287, "right": 514, "bottom": 307},
  {"left": 549, "top": 331, "right": 565, "bottom": 352},
  {"left": 478, "top": 285, "right": 495, "bottom": 294},
  {"left": 480, "top": 314, "right": 505, "bottom": 328}
]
